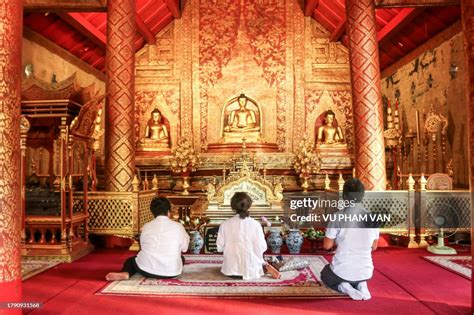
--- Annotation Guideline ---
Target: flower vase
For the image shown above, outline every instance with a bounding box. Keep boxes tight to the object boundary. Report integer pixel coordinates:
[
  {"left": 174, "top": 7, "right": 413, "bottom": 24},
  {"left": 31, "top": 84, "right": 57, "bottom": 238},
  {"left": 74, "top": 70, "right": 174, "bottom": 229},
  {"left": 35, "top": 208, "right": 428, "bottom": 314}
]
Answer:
[
  {"left": 286, "top": 229, "right": 304, "bottom": 254},
  {"left": 188, "top": 231, "right": 203, "bottom": 254},
  {"left": 182, "top": 175, "right": 190, "bottom": 195},
  {"left": 301, "top": 175, "right": 309, "bottom": 192},
  {"left": 267, "top": 230, "right": 283, "bottom": 254}
]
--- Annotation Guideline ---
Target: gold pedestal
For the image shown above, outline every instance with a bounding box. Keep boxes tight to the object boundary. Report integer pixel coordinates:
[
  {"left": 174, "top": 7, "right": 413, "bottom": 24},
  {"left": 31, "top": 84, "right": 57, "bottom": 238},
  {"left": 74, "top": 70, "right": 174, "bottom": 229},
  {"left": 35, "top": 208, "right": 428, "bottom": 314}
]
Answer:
[
  {"left": 316, "top": 144, "right": 353, "bottom": 169},
  {"left": 315, "top": 143, "right": 349, "bottom": 153},
  {"left": 223, "top": 131, "right": 261, "bottom": 144},
  {"left": 137, "top": 140, "right": 170, "bottom": 152}
]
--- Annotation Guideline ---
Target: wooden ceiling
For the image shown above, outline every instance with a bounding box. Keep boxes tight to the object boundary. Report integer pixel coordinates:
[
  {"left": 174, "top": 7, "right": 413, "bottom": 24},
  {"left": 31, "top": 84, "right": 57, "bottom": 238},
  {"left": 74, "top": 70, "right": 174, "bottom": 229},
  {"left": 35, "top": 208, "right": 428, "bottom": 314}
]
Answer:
[
  {"left": 306, "top": 0, "right": 460, "bottom": 70},
  {"left": 24, "top": 0, "right": 177, "bottom": 72},
  {"left": 23, "top": 0, "right": 461, "bottom": 74}
]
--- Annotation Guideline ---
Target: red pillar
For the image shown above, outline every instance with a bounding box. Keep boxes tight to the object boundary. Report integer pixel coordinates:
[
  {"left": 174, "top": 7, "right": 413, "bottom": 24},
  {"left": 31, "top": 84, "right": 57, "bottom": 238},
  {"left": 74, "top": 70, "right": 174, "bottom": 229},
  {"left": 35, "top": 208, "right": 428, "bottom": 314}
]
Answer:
[
  {"left": 460, "top": 0, "right": 474, "bottom": 312},
  {"left": 345, "top": 0, "right": 386, "bottom": 191},
  {"left": 0, "top": 0, "right": 23, "bottom": 310},
  {"left": 105, "top": 0, "right": 136, "bottom": 192}
]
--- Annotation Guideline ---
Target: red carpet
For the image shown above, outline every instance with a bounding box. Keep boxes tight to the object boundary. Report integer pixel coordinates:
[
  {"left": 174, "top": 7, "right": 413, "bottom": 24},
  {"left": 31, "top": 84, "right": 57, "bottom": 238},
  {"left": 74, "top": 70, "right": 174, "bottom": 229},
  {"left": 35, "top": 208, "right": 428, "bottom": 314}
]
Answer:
[{"left": 22, "top": 247, "right": 471, "bottom": 315}]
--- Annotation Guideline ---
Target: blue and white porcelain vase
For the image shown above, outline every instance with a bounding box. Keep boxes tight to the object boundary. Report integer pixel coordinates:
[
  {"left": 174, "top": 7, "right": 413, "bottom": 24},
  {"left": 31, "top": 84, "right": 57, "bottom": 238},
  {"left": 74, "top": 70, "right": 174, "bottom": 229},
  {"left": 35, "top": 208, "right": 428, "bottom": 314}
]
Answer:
[
  {"left": 286, "top": 229, "right": 304, "bottom": 254},
  {"left": 188, "top": 231, "right": 204, "bottom": 254},
  {"left": 267, "top": 230, "right": 283, "bottom": 254}
]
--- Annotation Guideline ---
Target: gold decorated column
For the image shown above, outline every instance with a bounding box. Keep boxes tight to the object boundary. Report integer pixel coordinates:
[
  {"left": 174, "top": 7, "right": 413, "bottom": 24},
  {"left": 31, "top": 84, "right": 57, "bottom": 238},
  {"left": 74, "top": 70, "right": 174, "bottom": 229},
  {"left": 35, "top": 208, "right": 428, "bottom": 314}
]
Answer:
[
  {"left": 345, "top": 0, "right": 386, "bottom": 191},
  {"left": 105, "top": 0, "right": 136, "bottom": 191},
  {"left": 0, "top": 0, "right": 23, "bottom": 306}
]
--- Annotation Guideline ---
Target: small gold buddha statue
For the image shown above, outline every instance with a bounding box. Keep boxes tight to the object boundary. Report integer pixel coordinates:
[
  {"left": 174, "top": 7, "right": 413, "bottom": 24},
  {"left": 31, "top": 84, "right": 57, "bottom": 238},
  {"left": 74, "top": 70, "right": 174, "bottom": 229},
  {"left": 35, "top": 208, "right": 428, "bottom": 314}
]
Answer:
[
  {"left": 316, "top": 110, "right": 346, "bottom": 147},
  {"left": 223, "top": 94, "right": 262, "bottom": 143},
  {"left": 224, "top": 94, "right": 260, "bottom": 133},
  {"left": 138, "top": 108, "right": 170, "bottom": 150}
]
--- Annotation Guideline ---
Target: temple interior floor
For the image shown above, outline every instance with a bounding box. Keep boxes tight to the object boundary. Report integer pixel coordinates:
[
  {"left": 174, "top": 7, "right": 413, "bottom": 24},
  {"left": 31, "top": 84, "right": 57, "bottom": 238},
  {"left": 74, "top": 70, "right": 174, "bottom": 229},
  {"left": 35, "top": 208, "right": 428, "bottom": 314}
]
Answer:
[{"left": 22, "top": 246, "right": 471, "bottom": 315}]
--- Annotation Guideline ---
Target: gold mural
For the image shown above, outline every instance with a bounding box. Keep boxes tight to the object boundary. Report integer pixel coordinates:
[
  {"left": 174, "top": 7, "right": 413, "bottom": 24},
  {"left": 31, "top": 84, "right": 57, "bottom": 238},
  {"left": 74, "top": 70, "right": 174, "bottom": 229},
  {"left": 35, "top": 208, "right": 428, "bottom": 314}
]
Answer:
[{"left": 132, "top": 0, "right": 353, "bottom": 170}]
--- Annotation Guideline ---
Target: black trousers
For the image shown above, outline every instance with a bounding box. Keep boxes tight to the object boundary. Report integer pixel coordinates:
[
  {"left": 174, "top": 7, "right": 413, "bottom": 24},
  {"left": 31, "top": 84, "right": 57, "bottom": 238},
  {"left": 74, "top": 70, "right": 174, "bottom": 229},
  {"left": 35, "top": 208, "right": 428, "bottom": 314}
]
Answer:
[
  {"left": 320, "top": 264, "right": 369, "bottom": 292},
  {"left": 121, "top": 256, "right": 185, "bottom": 279}
]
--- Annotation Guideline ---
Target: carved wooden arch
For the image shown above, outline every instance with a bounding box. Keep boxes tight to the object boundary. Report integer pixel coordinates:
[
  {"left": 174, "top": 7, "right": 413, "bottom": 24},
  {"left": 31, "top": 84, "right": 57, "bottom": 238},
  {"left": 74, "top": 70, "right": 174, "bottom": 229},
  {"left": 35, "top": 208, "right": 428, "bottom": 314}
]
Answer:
[{"left": 213, "top": 175, "right": 279, "bottom": 206}]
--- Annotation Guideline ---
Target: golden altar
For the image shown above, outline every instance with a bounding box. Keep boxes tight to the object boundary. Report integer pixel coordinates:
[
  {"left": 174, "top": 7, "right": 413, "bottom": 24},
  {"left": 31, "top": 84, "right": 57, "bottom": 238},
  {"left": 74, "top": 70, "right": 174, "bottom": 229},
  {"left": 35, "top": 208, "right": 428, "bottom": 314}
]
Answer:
[{"left": 205, "top": 145, "right": 284, "bottom": 224}]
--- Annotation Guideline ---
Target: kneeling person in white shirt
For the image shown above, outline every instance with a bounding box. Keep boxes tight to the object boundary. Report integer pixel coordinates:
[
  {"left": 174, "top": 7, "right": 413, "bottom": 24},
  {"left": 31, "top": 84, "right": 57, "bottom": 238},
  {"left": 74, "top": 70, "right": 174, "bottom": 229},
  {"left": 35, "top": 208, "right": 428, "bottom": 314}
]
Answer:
[
  {"left": 216, "top": 192, "right": 279, "bottom": 280},
  {"left": 321, "top": 178, "right": 379, "bottom": 300},
  {"left": 106, "top": 197, "right": 189, "bottom": 281}
]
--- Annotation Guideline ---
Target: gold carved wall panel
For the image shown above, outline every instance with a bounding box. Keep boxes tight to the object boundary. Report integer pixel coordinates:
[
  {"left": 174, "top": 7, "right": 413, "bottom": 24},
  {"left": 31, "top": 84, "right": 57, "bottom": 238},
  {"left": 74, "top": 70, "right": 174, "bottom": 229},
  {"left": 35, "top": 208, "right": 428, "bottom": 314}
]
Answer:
[
  {"left": 135, "top": 25, "right": 177, "bottom": 82},
  {"left": 305, "top": 19, "right": 351, "bottom": 84},
  {"left": 133, "top": 0, "right": 353, "bottom": 157}
]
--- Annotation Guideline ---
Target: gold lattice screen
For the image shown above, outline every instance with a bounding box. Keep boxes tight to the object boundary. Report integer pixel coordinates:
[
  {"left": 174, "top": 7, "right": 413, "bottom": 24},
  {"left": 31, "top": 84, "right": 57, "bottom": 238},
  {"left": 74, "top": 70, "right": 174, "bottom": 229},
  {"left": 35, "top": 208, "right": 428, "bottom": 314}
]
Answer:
[{"left": 74, "top": 191, "right": 158, "bottom": 236}]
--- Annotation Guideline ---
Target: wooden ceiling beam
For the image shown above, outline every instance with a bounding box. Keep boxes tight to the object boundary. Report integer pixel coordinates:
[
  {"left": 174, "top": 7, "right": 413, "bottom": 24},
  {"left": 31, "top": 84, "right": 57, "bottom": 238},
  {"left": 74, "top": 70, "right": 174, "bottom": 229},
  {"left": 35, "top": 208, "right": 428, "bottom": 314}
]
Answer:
[
  {"left": 313, "top": 11, "right": 337, "bottom": 33},
  {"left": 304, "top": 0, "right": 320, "bottom": 16},
  {"left": 136, "top": 14, "right": 156, "bottom": 45},
  {"left": 165, "top": 0, "right": 180, "bottom": 19},
  {"left": 320, "top": 1, "right": 344, "bottom": 20},
  {"left": 24, "top": 0, "right": 106, "bottom": 12},
  {"left": 374, "top": 0, "right": 459, "bottom": 8},
  {"left": 377, "top": 8, "right": 423, "bottom": 44},
  {"left": 330, "top": 18, "right": 346, "bottom": 42},
  {"left": 57, "top": 12, "right": 106, "bottom": 49}
]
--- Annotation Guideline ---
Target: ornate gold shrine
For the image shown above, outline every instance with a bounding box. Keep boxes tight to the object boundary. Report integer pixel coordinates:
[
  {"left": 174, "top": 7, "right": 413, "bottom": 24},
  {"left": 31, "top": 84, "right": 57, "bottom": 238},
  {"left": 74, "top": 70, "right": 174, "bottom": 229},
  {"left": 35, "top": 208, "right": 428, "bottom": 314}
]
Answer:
[
  {"left": 20, "top": 74, "right": 100, "bottom": 262},
  {"left": 205, "top": 143, "right": 283, "bottom": 224}
]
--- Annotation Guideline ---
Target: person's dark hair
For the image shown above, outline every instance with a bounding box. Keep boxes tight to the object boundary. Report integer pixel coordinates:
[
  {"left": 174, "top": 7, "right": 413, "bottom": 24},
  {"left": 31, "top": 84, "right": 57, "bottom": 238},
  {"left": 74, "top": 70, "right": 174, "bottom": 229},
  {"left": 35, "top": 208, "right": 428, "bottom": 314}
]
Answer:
[
  {"left": 150, "top": 197, "right": 171, "bottom": 217},
  {"left": 342, "top": 178, "right": 365, "bottom": 203},
  {"left": 230, "top": 192, "right": 252, "bottom": 219}
]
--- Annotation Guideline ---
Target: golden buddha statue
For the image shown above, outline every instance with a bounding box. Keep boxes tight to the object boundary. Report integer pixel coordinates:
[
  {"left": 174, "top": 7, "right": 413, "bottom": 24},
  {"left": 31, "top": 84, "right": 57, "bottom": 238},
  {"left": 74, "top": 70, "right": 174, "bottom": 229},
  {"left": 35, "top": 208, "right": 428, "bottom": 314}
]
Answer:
[
  {"left": 316, "top": 110, "right": 346, "bottom": 147},
  {"left": 224, "top": 94, "right": 260, "bottom": 132},
  {"left": 138, "top": 108, "right": 170, "bottom": 151},
  {"left": 223, "top": 94, "right": 262, "bottom": 143}
]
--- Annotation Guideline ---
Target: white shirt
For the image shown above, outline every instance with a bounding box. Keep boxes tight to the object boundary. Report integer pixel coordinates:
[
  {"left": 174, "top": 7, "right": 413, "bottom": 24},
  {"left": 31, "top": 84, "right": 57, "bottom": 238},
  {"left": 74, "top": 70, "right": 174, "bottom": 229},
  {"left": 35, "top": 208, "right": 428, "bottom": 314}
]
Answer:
[
  {"left": 216, "top": 215, "right": 267, "bottom": 280},
  {"left": 325, "top": 204, "right": 380, "bottom": 282},
  {"left": 135, "top": 216, "right": 189, "bottom": 277}
]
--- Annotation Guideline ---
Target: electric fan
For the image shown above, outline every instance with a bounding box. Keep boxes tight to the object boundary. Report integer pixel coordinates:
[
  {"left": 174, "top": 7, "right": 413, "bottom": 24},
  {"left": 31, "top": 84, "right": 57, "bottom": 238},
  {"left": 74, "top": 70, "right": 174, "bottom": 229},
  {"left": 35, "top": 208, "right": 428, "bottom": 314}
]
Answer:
[{"left": 426, "top": 202, "right": 460, "bottom": 255}]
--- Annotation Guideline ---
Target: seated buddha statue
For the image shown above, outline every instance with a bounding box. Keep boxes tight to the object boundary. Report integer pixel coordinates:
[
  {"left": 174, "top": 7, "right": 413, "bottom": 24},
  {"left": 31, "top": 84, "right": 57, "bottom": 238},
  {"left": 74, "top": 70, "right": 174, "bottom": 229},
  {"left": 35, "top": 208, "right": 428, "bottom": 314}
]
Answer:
[
  {"left": 223, "top": 94, "right": 261, "bottom": 143},
  {"left": 138, "top": 108, "right": 170, "bottom": 150},
  {"left": 224, "top": 94, "right": 260, "bottom": 132},
  {"left": 316, "top": 110, "right": 346, "bottom": 148}
]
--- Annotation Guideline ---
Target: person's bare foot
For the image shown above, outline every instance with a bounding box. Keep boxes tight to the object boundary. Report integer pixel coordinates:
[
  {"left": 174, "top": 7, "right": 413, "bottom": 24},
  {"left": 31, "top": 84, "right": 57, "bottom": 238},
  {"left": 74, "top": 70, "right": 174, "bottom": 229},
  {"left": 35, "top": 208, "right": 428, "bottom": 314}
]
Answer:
[
  {"left": 264, "top": 263, "right": 281, "bottom": 279},
  {"left": 105, "top": 272, "right": 130, "bottom": 281}
]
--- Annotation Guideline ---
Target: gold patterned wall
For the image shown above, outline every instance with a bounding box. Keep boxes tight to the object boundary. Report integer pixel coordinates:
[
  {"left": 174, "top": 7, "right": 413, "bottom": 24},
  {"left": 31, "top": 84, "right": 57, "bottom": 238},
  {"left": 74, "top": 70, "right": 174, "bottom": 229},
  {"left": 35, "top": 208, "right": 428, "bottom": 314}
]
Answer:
[{"left": 134, "top": 0, "right": 353, "bottom": 159}]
